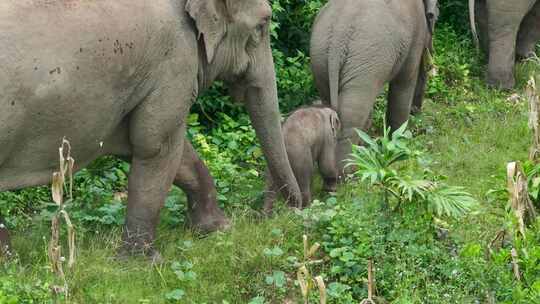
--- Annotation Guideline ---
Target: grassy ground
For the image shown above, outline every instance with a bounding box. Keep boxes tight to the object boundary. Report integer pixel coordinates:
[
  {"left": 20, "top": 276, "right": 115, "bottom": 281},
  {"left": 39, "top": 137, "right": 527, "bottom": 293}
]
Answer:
[{"left": 3, "top": 74, "right": 536, "bottom": 303}]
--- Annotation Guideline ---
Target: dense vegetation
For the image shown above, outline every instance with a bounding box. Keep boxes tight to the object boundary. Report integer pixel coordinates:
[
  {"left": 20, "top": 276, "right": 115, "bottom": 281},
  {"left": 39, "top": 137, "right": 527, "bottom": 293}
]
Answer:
[{"left": 1, "top": 1, "right": 540, "bottom": 303}]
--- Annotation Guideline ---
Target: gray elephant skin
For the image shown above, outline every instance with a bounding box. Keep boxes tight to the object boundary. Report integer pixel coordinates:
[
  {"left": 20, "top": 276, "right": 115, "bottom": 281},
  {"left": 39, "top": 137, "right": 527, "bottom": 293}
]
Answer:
[
  {"left": 470, "top": 0, "right": 540, "bottom": 89},
  {"left": 310, "top": 0, "right": 439, "bottom": 173},
  {"left": 0, "top": 0, "right": 302, "bottom": 257},
  {"left": 264, "top": 104, "right": 340, "bottom": 212}
]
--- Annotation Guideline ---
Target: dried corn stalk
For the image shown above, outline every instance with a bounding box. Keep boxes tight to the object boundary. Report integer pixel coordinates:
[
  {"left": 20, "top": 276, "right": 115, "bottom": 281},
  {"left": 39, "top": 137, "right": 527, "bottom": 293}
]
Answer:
[
  {"left": 510, "top": 248, "right": 521, "bottom": 281},
  {"left": 48, "top": 138, "right": 76, "bottom": 298},
  {"left": 297, "top": 235, "right": 326, "bottom": 304},
  {"left": 507, "top": 162, "right": 537, "bottom": 238},
  {"left": 360, "top": 260, "right": 376, "bottom": 304},
  {"left": 527, "top": 77, "right": 540, "bottom": 161}
]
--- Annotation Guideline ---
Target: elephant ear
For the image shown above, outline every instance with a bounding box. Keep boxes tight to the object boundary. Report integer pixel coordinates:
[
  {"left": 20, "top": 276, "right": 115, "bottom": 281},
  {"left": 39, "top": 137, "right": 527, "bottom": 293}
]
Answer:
[
  {"left": 186, "top": 0, "right": 228, "bottom": 64},
  {"left": 423, "top": 0, "right": 439, "bottom": 35},
  {"left": 329, "top": 110, "right": 341, "bottom": 139}
]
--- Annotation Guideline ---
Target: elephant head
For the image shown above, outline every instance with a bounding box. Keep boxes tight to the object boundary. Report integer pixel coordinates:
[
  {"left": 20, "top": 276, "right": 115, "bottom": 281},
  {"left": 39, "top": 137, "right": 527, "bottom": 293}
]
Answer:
[{"left": 186, "top": 0, "right": 302, "bottom": 206}]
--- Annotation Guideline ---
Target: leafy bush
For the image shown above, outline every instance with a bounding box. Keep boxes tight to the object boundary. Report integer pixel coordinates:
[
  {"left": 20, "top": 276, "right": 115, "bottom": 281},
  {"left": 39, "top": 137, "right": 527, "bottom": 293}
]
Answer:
[
  {"left": 302, "top": 195, "right": 483, "bottom": 302},
  {"left": 0, "top": 264, "right": 51, "bottom": 304},
  {"left": 347, "top": 122, "right": 477, "bottom": 219}
]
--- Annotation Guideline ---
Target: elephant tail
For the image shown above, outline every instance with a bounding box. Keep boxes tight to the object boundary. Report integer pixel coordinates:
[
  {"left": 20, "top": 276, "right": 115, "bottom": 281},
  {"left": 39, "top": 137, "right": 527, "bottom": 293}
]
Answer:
[
  {"left": 327, "top": 46, "right": 341, "bottom": 112},
  {"left": 469, "top": 0, "right": 480, "bottom": 49}
]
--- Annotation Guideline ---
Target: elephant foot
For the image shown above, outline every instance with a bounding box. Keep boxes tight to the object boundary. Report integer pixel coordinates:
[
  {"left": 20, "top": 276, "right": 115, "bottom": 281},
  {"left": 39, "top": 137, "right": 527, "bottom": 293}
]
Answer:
[
  {"left": 323, "top": 179, "right": 338, "bottom": 193},
  {"left": 487, "top": 71, "right": 515, "bottom": 90},
  {"left": 517, "top": 49, "right": 536, "bottom": 61},
  {"left": 116, "top": 245, "right": 163, "bottom": 265},
  {"left": 188, "top": 207, "right": 231, "bottom": 234},
  {"left": 410, "top": 105, "right": 422, "bottom": 115},
  {"left": 120, "top": 226, "right": 161, "bottom": 261}
]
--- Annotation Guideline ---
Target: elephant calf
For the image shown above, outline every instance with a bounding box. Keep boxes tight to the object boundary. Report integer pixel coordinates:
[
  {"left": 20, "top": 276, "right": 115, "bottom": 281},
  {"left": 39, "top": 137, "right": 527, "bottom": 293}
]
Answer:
[
  {"left": 310, "top": 0, "right": 439, "bottom": 174},
  {"left": 264, "top": 104, "right": 340, "bottom": 211}
]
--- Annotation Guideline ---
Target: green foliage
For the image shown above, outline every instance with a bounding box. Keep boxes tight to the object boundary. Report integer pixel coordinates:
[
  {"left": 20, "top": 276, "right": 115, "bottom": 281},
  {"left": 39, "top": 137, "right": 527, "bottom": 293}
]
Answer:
[
  {"left": 347, "top": 123, "right": 477, "bottom": 219},
  {"left": 165, "top": 261, "right": 197, "bottom": 302},
  {"left": 188, "top": 113, "right": 264, "bottom": 208},
  {"left": 0, "top": 265, "right": 51, "bottom": 304},
  {"left": 302, "top": 195, "right": 482, "bottom": 302},
  {"left": 427, "top": 24, "right": 479, "bottom": 104}
]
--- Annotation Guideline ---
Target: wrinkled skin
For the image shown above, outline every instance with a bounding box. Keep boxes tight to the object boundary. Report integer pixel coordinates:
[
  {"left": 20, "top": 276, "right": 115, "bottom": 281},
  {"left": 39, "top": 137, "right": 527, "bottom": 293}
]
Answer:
[
  {"left": 0, "top": 0, "right": 301, "bottom": 257},
  {"left": 310, "top": 0, "right": 438, "bottom": 174},
  {"left": 470, "top": 0, "right": 540, "bottom": 89},
  {"left": 263, "top": 104, "right": 341, "bottom": 211}
]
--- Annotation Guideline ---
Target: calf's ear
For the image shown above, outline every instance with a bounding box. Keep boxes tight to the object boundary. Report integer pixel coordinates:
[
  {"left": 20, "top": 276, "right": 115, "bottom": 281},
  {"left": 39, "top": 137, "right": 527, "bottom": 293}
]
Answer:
[{"left": 329, "top": 111, "right": 341, "bottom": 139}]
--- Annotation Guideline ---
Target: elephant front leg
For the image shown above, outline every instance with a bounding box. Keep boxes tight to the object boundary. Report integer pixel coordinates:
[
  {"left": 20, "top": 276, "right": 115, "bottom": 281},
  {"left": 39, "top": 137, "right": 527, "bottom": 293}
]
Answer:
[
  {"left": 123, "top": 131, "right": 184, "bottom": 258},
  {"left": 173, "top": 141, "right": 230, "bottom": 233},
  {"left": 122, "top": 84, "right": 192, "bottom": 259},
  {"left": 517, "top": 2, "right": 540, "bottom": 60}
]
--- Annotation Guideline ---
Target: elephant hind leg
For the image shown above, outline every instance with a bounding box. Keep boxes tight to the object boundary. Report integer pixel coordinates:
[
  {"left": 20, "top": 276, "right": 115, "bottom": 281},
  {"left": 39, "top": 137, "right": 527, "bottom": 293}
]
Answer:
[
  {"left": 336, "top": 85, "right": 381, "bottom": 175},
  {"left": 173, "top": 142, "right": 230, "bottom": 233},
  {"left": 486, "top": 2, "right": 533, "bottom": 89},
  {"left": 517, "top": 2, "right": 540, "bottom": 60},
  {"left": 318, "top": 143, "right": 339, "bottom": 193},
  {"left": 288, "top": 147, "right": 314, "bottom": 208},
  {"left": 387, "top": 47, "right": 423, "bottom": 131}
]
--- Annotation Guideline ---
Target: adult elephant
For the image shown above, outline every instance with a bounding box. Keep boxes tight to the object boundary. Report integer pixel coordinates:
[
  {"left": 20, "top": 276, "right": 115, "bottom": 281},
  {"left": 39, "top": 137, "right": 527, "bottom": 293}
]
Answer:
[
  {"left": 310, "top": 0, "right": 439, "bottom": 174},
  {"left": 0, "top": 0, "right": 301, "bottom": 258},
  {"left": 469, "top": 0, "right": 540, "bottom": 89}
]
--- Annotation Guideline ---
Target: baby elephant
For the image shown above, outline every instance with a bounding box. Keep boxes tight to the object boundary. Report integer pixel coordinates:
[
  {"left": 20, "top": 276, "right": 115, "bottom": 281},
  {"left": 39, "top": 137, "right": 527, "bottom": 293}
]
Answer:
[{"left": 264, "top": 104, "right": 340, "bottom": 212}]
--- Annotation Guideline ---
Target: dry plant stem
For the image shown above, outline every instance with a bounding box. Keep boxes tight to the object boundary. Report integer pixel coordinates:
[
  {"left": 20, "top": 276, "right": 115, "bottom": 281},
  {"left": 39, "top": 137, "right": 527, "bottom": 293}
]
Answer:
[
  {"left": 511, "top": 248, "right": 521, "bottom": 281},
  {"left": 360, "top": 259, "right": 376, "bottom": 304},
  {"left": 297, "top": 235, "right": 326, "bottom": 304},
  {"left": 315, "top": 276, "right": 326, "bottom": 304},
  {"left": 485, "top": 229, "right": 506, "bottom": 260},
  {"left": 527, "top": 77, "right": 540, "bottom": 161},
  {"left": 506, "top": 162, "right": 537, "bottom": 238},
  {"left": 48, "top": 138, "right": 77, "bottom": 298}
]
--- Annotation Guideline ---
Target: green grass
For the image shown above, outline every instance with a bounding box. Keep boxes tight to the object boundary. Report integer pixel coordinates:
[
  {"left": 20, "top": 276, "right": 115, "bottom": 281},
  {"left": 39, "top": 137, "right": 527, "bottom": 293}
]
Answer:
[{"left": 3, "top": 84, "right": 534, "bottom": 303}]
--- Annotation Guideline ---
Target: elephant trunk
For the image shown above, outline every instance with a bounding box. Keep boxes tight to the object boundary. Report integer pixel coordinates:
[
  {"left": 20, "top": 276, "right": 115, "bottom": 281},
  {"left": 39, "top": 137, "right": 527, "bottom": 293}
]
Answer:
[{"left": 242, "top": 44, "right": 302, "bottom": 208}]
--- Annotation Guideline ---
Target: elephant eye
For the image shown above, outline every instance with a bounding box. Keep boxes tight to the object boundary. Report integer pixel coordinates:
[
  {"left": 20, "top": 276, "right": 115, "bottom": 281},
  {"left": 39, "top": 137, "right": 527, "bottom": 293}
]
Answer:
[
  {"left": 256, "top": 23, "right": 266, "bottom": 35},
  {"left": 256, "top": 16, "right": 270, "bottom": 34}
]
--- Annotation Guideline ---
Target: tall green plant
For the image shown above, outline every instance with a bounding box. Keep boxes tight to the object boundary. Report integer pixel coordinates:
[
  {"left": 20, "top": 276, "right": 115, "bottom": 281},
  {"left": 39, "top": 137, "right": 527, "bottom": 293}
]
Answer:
[{"left": 346, "top": 122, "right": 477, "bottom": 219}]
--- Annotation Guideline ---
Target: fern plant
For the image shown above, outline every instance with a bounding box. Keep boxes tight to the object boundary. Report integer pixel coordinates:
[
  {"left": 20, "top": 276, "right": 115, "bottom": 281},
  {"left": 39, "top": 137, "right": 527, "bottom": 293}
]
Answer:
[{"left": 346, "top": 122, "right": 477, "bottom": 219}]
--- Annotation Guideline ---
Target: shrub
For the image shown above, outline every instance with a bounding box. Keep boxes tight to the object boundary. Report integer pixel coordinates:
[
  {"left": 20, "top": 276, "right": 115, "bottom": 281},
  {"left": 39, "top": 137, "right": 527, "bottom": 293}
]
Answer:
[{"left": 347, "top": 122, "right": 478, "bottom": 219}]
